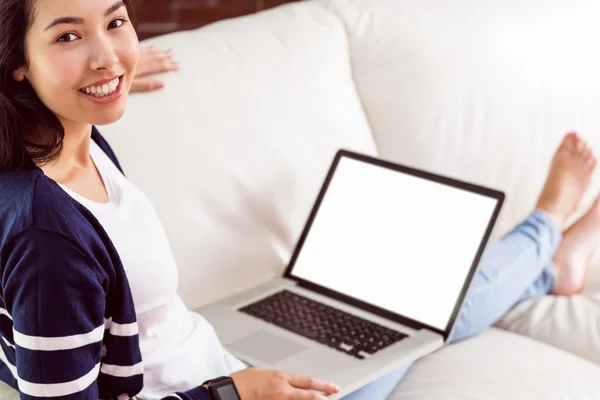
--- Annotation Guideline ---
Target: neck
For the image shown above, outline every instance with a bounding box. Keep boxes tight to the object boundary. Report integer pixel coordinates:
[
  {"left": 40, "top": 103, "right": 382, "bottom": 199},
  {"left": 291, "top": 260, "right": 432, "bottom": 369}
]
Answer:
[{"left": 41, "top": 121, "right": 94, "bottom": 183}]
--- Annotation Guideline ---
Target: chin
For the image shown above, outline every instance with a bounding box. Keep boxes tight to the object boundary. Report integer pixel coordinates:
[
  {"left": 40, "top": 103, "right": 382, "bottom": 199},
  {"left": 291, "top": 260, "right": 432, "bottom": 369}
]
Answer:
[{"left": 90, "top": 105, "right": 127, "bottom": 126}]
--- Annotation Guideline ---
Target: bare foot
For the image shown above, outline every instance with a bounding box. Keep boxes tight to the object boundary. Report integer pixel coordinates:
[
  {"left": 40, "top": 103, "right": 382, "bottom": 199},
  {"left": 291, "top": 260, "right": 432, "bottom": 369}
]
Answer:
[
  {"left": 535, "top": 133, "right": 597, "bottom": 225},
  {"left": 552, "top": 195, "right": 600, "bottom": 295}
]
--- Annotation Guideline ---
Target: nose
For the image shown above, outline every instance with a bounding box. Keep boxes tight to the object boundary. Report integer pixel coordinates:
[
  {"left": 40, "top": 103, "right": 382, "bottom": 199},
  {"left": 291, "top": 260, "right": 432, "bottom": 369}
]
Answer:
[{"left": 89, "top": 34, "right": 119, "bottom": 71}]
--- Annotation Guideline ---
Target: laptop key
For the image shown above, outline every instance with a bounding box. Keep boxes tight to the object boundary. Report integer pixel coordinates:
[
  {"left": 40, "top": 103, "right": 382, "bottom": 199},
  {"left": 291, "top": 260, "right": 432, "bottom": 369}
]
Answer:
[
  {"left": 278, "top": 321, "right": 318, "bottom": 339},
  {"left": 239, "top": 290, "right": 407, "bottom": 360},
  {"left": 340, "top": 342, "right": 354, "bottom": 352},
  {"left": 358, "top": 350, "right": 370, "bottom": 359}
]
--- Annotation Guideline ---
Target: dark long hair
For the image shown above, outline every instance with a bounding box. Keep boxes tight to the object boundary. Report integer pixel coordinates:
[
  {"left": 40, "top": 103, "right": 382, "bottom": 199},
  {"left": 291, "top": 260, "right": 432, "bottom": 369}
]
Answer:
[{"left": 0, "top": 0, "right": 137, "bottom": 172}]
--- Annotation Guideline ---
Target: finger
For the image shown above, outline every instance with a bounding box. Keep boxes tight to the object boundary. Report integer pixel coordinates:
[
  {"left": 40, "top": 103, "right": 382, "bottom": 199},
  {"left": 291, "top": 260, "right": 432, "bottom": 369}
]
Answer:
[
  {"left": 140, "top": 45, "right": 157, "bottom": 54},
  {"left": 143, "top": 49, "right": 173, "bottom": 60},
  {"left": 129, "top": 78, "right": 164, "bottom": 93},
  {"left": 136, "top": 49, "right": 174, "bottom": 70},
  {"left": 141, "top": 49, "right": 173, "bottom": 61},
  {"left": 287, "top": 388, "right": 328, "bottom": 400},
  {"left": 286, "top": 374, "right": 339, "bottom": 395},
  {"left": 154, "top": 59, "right": 180, "bottom": 73},
  {"left": 136, "top": 58, "right": 179, "bottom": 77}
]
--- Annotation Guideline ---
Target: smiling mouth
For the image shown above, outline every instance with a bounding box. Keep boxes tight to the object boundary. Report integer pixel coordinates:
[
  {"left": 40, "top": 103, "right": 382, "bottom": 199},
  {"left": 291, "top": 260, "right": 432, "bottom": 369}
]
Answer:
[{"left": 80, "top": 76, "right": 123, "bottom": 97}]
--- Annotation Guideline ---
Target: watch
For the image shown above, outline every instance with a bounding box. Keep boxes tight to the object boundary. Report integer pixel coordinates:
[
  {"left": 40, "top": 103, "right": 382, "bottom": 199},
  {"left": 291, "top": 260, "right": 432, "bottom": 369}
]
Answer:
[{"left": 202, "top": 376, "right": 242, "bottom": 400}]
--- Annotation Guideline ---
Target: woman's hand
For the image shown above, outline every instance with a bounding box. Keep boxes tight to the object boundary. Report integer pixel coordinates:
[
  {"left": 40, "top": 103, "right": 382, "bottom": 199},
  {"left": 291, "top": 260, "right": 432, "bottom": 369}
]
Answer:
[
  {"left": 131, "top": 46, "right": 180, "bottom": 92},
  {"left": 230, "top": 368, "right": 340, "bottom": 400}
]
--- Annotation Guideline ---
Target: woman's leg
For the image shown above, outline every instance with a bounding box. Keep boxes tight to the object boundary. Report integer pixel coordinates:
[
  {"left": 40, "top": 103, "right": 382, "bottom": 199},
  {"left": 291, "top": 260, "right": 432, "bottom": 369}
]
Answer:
[
  {"left": 451, "top": 132, "right": 598, "bottom": 342},
  {"left": 551, "top": 195, "right": 600, "bottom": 295},
  {"left": 449, "top": 210, "right": 561, "bottom": 343}
]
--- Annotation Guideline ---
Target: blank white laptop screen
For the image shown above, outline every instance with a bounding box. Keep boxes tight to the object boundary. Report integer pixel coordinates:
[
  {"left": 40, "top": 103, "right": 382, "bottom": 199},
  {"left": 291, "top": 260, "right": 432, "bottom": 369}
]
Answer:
[{"left": 291, "top": 156, "right": 499, "bottom": 331}]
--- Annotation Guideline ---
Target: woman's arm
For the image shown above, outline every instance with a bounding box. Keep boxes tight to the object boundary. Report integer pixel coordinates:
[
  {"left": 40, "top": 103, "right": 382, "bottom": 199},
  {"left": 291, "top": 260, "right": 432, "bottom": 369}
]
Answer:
[
  {"left": 2, "top": 228, "right": 136, "bottom": 399},
  {"left": 2, "top": 228, "right": 212, "bottom": 400}
]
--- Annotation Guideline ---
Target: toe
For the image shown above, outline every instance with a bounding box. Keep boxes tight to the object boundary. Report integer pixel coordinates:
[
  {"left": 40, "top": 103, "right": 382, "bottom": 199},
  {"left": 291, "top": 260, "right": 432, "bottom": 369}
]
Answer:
[
  {"left": 588, "top": 157, "right": 596, "bottom": 169},
  {"left": 564, "top": 132, "right": 577, "bottom": 146},
  {"left": 576, "top": 138, "right": 586, "bottom": 153}
]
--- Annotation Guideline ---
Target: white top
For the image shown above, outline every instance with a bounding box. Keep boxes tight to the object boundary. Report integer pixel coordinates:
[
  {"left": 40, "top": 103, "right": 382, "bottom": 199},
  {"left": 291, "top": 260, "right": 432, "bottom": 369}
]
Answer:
[{"left": 58, "top": 141, "right": 246, "bottom": 399}]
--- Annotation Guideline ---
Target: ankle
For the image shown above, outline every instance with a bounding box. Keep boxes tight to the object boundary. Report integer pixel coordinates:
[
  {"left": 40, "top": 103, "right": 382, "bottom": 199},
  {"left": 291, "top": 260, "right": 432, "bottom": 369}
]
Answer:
[{"left": 535, "top": 204, "right": 565, "bottom": 227}]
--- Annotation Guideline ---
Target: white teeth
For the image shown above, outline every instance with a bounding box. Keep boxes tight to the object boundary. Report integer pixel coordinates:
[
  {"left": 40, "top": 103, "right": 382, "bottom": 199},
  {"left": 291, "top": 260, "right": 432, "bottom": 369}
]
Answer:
[{"left": 82, "top": 77, "right": 120, "bottom": 97}]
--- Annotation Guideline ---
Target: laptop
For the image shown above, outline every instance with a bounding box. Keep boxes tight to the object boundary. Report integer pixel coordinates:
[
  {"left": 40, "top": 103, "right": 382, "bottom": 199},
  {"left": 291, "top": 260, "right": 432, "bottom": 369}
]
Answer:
[{"left": 199, "top": 150, "right": 504, "bottom": 398}]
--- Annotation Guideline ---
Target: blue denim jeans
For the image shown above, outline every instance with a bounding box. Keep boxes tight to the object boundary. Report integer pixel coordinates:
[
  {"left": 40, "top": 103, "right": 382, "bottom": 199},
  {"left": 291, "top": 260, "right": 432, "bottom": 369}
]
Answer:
[{"left": 342, "top": 210, "right": 562, "bottom": 400}]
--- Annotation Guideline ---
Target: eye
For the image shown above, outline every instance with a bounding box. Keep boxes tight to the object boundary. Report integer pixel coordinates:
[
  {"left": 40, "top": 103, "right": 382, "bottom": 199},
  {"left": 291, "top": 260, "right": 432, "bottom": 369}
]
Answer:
[
  {"left": 108, "top": 18, "right": 128, "bottom": 30},
  {"left": 56, "top": 33, "right": 79, "bottom": 43}
]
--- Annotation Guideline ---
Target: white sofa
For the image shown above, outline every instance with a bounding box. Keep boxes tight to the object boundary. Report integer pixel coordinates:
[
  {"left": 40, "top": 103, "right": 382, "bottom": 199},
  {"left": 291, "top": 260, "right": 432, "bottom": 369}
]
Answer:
[{"left": 3, "top": 0, "right": 600, "bottom": 398}]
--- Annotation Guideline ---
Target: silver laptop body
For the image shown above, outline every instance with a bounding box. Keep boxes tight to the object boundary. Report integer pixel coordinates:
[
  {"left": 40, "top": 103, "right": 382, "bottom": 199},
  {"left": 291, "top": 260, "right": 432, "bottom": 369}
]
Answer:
[{"left": 199, "top": 150, "right": 504, "bottom": 398}]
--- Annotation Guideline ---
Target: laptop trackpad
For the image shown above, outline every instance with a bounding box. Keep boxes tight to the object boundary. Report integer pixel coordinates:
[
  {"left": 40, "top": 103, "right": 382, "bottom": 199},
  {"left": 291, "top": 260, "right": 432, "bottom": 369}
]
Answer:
[{"left": 228, "top": 330, "right": 307, "bottom": 365}]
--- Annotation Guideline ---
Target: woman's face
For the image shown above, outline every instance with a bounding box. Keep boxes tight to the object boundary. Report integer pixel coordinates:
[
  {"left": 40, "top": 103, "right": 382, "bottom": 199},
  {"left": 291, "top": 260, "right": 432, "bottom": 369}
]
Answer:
[{"left": 15, "top": 0, "right": 139, "bottom": 127}]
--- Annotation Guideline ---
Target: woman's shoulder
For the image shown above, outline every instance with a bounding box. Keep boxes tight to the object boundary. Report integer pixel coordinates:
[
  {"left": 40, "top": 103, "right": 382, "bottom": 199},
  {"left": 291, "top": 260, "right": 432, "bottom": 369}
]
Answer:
[
  {"left": 0, "top": 168, "right": 43, "bottom": 235},
  {"left": 0, "top": 169, "right": 119, "bottom": 298},
  {"left": 0, "top": 169, "right": 95, "bottom": 252}
]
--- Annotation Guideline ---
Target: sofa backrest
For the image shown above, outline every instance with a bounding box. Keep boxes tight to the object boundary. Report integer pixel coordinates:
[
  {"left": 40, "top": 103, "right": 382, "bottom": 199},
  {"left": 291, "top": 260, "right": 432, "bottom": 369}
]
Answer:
[
  {"left": 100, "top": 2, "right": 377, "bottom": 309},
  {"left": 102, "top": 0, "right": 600, "bottom": 309},
  {"left": 321, "top": 0, "right": 600, "bottom": 291},
  {"left": 321, "top": 0, "right": 600, "bottom": 236}
]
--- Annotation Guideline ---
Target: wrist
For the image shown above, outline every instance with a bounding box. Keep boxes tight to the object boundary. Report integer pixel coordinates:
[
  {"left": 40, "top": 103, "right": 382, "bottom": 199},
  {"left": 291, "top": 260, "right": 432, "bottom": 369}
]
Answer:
[
  {"left": 203, "top": 376, "right": 242, "bottom": 400},
  {"left": 176, "top": 385, "right": 212, "bottom": 400}
]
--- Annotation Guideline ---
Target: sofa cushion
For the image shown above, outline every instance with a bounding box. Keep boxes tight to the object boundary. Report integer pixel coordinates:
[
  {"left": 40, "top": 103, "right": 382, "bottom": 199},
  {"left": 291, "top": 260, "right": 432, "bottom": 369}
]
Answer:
[
  {"left": 390, "top": 328, "right": 600, "bottom": 399},
  {"left": 497, "top": 280, "right": 600, "bottom": 366},
  {"left": 101, "top": 2, "right": 377, "bottom": 310},
  {"left": 0, "top": 383, "right": 16, "bottom": 400},
  {"left": 319, "top": 0, "right": 600, "bottom": 365}
]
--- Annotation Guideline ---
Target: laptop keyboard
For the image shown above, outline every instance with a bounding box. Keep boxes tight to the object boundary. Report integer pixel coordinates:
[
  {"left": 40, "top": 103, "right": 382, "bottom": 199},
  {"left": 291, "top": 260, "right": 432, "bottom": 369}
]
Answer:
[{"left": 239, "top": 290, "right": 408, "bottom": 360}]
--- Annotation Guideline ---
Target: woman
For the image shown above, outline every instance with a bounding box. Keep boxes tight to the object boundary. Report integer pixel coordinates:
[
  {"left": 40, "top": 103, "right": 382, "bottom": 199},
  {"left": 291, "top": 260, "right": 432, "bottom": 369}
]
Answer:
[{"left": 0, "top": 0, "right": 597, "bottom": 399}]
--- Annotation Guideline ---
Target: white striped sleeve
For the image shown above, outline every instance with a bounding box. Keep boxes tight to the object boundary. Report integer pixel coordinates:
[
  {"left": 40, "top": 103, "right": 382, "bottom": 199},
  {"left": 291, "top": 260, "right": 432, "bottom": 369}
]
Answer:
[
  {"left": 18, "top": 363, "right": 101, "bottom": 398},
  {"left": 104, "top": 318, "right": 139, "bottom": 337},
  {"left": 100, "top": 361, "right": 143, "bottom": 378},
  {"left": 13, "top": 324, "right": 104, "bottom": 351},
  {"left": 3, "top": 229, "right": 109, "bottom": 399}
]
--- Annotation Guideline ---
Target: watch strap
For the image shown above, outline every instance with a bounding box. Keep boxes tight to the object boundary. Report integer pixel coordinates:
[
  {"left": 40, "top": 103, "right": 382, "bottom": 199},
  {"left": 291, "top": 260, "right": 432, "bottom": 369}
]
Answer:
[
  {"left": 202, "top": 376, "right": 229, "bottom": 386},
  {"left": 202, "top": 376, "right": 241, "bottom": 400}
]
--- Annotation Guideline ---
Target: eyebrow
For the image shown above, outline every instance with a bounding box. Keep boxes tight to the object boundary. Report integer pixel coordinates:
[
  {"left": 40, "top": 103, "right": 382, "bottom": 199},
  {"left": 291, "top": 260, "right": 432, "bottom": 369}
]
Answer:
[{"left": 44, "top": 1, "right": 126, "bottom": 31}]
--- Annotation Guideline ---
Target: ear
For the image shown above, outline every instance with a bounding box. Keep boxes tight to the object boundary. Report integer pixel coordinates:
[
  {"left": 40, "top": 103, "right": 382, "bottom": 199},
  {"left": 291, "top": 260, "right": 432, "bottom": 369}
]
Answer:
[{"left": 12, "top": 68, "right": 26, "bottom": 82}]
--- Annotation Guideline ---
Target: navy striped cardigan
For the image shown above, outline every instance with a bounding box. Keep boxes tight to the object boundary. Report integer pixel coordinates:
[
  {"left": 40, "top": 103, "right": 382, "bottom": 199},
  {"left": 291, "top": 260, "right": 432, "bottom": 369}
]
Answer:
[{"left": 0, "top": 128, "right": 211, "bottom": 400}]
